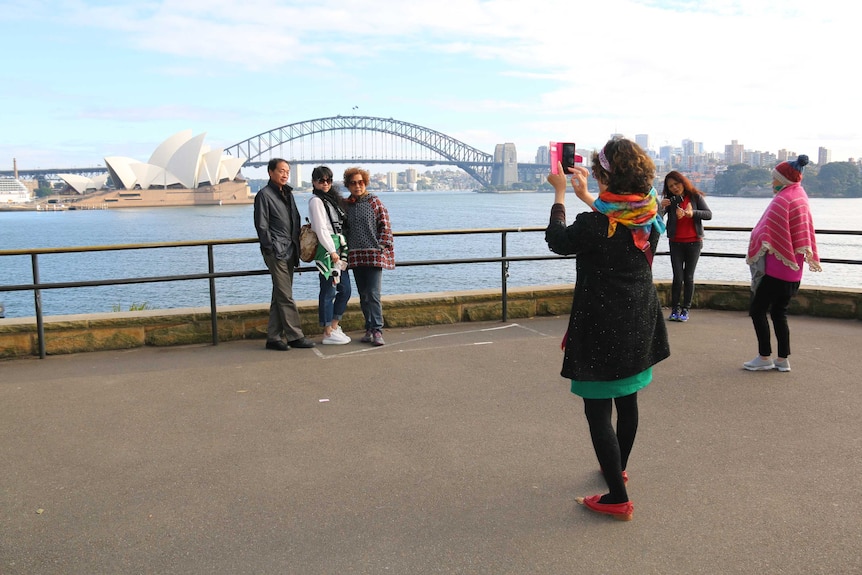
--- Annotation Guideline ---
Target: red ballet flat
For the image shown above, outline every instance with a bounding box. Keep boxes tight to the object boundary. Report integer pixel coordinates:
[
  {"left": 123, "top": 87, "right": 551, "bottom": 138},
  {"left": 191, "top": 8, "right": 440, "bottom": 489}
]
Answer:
[{"left": 576, "top": 494, "right": 634, "bottom": 521}]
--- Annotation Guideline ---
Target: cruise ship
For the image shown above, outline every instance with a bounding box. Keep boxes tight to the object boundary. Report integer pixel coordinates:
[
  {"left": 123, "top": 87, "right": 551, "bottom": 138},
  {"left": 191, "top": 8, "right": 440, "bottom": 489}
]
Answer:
[{"left": 0, "top": 177, "right": 34, "bottom": 207}]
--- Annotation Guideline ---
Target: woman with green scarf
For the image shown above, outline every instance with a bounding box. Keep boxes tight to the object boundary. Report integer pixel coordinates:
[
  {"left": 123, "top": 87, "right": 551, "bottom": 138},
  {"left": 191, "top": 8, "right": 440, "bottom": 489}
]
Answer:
[{"left": 545, "top": 137, "right": 670, "bottom": 521}]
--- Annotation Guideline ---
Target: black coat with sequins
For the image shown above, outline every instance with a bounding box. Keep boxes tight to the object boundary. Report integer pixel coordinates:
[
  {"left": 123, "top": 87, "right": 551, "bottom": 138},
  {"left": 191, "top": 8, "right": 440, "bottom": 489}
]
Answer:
[{"left": 545, "top": 205, "right": 670, "bottom": 382}]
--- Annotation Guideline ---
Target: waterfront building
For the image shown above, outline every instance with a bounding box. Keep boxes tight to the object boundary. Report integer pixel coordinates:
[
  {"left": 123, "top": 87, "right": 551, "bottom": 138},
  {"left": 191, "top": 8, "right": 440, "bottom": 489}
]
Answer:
[
  {"left": 0, "top": 177, "right": 32, "bottom": 204},
  {"left": 635, "top": 134, "right": 650, "bottom": 152},
  {"left": 819, "top": 147, "right": 831, "bottom": 165},
  {"left": 54, "top": 131, "right": 251, "bottom": 208},
  {"left": 59, "top": 173, "right": 110, "bottom": 194},
  {"left": 56, "top": 130, "right": 245, "bottom": 193},
  {"left": 100, "top": 130, "right": 245, "bottom": 190}
]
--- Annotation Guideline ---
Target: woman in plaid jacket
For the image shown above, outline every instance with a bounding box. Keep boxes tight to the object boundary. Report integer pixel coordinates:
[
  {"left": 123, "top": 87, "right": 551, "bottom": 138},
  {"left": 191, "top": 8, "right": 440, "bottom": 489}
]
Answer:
[{"left": 343, "top": 167, "right": 394, "bottom": 346}]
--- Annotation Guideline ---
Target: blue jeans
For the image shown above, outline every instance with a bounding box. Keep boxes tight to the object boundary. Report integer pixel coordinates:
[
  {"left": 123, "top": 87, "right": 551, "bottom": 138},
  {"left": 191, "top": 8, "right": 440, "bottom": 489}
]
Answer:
[
  {"left": 318, "top": 269, "right": 352, "bottom": 326},
  {"left": 352, "top": 266, "right": 384, "bottom": 331}
]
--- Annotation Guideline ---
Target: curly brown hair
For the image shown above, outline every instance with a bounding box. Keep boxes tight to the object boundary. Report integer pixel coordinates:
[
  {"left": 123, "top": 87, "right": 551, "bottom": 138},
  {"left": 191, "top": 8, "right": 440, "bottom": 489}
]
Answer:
[
  {"left": 343, "top": 167, "right": 370, "bottom": 189},
  {"left": 591, "top": 138, "right": 655, "bottom": 196}
]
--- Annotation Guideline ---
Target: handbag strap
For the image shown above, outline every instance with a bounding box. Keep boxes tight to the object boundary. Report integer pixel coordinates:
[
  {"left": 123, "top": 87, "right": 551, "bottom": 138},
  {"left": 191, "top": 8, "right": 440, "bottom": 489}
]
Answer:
[{"left": 312, "top": 190, "right": 344, "bottom": 233}]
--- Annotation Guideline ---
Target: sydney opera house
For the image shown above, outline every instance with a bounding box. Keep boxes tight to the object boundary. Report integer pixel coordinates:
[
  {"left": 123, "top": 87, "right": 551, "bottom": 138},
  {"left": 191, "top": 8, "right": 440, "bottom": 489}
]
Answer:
[{"left": 60, "top": 130, "right": 252, "bottom": 207}]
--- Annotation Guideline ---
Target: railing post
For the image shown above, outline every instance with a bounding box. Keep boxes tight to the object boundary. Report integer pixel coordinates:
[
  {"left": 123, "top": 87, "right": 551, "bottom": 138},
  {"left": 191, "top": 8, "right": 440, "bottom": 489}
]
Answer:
[
  {"left": 207, "top": 245, "right": 218, "bottom": 346},
  {"left": 501, "top": 231, "right": 509, "bottom": 322},
  {"left": 31, "top": 254, "right": 46, "bottom": 359}
]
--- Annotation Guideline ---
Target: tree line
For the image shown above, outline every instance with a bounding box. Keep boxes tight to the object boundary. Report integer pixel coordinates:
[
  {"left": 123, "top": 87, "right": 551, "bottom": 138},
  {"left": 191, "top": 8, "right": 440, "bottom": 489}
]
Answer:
[{"left": 714, "top": 162, "right": 862, "bottom": 197}]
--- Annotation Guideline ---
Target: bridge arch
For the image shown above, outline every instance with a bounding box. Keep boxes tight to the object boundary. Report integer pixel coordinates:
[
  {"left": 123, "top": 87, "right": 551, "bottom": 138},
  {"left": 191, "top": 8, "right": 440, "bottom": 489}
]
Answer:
[{"left": 224, "top": 116, "right": 496, "bottom": 188}]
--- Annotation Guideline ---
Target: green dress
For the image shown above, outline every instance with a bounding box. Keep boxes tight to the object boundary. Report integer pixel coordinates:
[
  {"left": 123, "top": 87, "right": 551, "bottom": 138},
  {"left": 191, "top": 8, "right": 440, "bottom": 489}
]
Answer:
[{"left": 571, "top": 367, "right": 652, "bottom": 399}]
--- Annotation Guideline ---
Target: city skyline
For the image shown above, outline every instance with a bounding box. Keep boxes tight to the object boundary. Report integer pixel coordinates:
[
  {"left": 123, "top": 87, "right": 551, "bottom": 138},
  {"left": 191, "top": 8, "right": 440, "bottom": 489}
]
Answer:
[{"left": 2, "top": 0, "right": 858, "bottom": 171}]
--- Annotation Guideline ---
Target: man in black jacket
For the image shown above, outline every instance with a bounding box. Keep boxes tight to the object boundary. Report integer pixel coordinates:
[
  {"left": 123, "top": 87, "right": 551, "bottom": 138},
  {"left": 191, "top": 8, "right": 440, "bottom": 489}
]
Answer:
[{"left": 253, "top": 158, "right": 315, "bottom": 350}]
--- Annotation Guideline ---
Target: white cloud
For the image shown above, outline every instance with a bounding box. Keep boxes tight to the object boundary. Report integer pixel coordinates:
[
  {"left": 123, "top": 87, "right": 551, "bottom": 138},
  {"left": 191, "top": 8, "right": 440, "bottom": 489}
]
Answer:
[{"left": 5, "top": 0, "right": 860, "bottom": 167}]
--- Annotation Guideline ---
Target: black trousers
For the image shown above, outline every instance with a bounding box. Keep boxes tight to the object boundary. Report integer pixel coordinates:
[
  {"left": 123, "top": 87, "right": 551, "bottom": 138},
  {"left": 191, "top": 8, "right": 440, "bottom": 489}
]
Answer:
[
  {"left": 669, "top": 240, "right": 702, "bottom": 309},
  {"left": 749, "top": 274, "right": 800, "bottom": 358}
]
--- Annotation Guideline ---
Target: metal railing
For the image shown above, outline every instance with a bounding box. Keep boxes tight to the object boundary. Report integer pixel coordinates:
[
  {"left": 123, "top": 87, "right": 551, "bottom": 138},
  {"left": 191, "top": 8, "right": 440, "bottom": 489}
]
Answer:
[{"left": 2, "top": 226, "right": 860, "bottom": 359}]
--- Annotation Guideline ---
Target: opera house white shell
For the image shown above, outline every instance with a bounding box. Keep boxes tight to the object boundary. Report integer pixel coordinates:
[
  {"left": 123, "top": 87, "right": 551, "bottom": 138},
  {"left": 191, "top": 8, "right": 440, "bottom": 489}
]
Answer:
[{"left": 60, "top": 130, "right": 246, "bottom": 193}]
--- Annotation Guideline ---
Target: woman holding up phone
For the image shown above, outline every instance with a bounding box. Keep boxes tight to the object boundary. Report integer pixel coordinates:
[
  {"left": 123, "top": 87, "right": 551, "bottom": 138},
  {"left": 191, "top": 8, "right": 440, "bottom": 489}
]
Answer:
[{"left": 545, "top": 137, "right": 670, "bottom": 521}]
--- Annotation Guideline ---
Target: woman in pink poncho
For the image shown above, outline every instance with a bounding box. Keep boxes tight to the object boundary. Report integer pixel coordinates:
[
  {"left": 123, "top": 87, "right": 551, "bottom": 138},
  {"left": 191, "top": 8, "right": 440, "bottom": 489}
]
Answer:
[{"left": 743, "top": 155, "right": 822, "bottom": 372}]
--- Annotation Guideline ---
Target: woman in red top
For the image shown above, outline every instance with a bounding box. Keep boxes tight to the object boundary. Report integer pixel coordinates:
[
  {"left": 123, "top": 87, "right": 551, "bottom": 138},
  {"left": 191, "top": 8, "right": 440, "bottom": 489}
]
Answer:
[{"left": 660, "top": 171, "right": 712, "bottom": 322}]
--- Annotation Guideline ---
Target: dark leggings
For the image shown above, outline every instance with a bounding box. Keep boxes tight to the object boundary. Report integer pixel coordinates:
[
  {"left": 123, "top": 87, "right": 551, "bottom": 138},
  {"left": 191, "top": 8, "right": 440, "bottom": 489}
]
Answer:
[
  {"left": 749, "top": 274, "right": 800, "bottom": 358},
  {"left": 583, "top": 392, "right": 638, "bottom": 503},
  {"left": 669, "top": 240, "right": 702, "bottom": 309}
]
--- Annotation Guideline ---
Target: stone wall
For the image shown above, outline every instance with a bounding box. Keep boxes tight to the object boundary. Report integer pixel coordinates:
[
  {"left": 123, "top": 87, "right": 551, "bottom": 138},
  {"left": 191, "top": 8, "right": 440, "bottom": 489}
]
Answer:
[{"left": 1, "top": 281, "right": 859, "bottom": 359}]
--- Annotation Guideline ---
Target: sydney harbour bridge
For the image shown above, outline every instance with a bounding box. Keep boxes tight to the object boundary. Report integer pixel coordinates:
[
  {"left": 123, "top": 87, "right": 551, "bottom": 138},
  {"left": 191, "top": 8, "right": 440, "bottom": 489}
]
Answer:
[{"left": 5, "top": 116, "right": 548, "bottom": 188}]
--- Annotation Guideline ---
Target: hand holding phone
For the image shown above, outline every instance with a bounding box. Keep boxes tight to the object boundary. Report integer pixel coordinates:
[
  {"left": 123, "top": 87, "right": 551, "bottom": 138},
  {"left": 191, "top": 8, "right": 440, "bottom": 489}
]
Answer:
[{"left": 549, "top": 142, "right": 583, "bottom": 175}]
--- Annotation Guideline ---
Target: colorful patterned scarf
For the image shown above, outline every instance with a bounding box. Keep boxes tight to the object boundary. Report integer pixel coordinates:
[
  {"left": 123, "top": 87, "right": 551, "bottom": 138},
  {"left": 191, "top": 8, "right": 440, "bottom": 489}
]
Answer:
[{"left": 593, "top": 187, "right": 666, "bottom": 252}]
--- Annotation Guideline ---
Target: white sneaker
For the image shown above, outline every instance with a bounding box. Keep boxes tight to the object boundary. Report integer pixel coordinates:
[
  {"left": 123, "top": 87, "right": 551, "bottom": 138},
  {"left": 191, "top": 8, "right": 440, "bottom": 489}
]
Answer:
[
  {"left": 774, "top": 358, "right": 791, "bottom": 372},
  {"left": 322, "top": 330, "right": 350, "bottom": 345},
  {"left": 743, "top": 356, "right": 775, "bottom": 371}
]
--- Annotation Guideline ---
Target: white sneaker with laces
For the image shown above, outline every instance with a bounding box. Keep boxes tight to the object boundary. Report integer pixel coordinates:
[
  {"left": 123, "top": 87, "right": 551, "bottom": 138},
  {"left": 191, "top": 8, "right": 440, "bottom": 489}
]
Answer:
[
  {"left": 743, "top": 356, "right": 775, "bottom": 371},
  {"left": 322, "top": 330, "right": 350, "bottom": 345}
]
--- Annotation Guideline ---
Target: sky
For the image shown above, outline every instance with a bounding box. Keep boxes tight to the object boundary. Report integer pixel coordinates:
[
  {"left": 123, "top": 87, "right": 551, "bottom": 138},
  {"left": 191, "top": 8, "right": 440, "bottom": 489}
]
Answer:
[{"left": 2, "top": 0, "right": 859, "bottom": 177}]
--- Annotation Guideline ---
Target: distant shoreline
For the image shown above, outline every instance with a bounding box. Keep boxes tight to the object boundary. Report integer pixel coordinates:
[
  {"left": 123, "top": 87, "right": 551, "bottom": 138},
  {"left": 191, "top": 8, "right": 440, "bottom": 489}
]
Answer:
[{"left": 2, "top": 180, "right": 254, "bottom": 211}]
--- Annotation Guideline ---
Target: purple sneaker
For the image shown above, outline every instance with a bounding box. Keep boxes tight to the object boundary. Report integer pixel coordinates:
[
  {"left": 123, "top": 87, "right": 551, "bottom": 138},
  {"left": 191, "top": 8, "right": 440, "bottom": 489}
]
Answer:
[
  {"left": 371, "top": 330, "right": 385, "bottom": 346},
  {"left": 360, "top": 329, "right": 373, "bottom": 343}
]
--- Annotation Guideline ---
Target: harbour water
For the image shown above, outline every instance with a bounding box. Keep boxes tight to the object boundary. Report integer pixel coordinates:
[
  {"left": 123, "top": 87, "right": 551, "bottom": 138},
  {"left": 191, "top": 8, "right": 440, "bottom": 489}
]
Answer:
[{"left": 1, "top": 192, "right": 860, "bottom": 319}]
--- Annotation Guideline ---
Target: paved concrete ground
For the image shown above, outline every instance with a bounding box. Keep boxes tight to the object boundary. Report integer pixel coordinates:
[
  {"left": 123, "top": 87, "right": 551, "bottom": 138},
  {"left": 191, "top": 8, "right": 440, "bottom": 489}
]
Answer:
[{"left": 1, "top": 309, "right": 860, "bottom": 575}]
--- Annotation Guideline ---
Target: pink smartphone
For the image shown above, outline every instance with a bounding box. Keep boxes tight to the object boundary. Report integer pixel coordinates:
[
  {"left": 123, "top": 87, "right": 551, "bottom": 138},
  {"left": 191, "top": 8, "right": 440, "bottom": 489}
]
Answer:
[{"left": 550, "top": 142, "right": 583, "bottom": 174}]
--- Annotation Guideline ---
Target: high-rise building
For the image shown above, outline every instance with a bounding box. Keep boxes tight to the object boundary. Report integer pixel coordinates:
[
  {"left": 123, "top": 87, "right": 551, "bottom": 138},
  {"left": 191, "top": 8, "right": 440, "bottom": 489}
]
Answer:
[
  {"left": 635, "top": 134, "right": 650, "bottom": 151},
  {"left": 659, "top": 145, "right": 675, "bottom": 168},
  {"left": 777, "top": 149, "right": 796, "bottom": 162},
  {"left": 818, "top": 147, "right": 831, "bottom": 165},
  {"left": 745, "top": 150, "right": 765, "bottom": 167},
  {"left": 682, "top": 139, "right": 694, "bottom": 157},
  {"left": 535, "top": 145, "right": 549, "bottom": 165},
  {"left": 682, "top": 139, "right": 704, "bottom": 157},
  {"left": 724, "top": 140, "right": 744, "bottom": 165}
]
